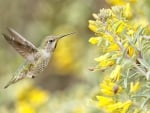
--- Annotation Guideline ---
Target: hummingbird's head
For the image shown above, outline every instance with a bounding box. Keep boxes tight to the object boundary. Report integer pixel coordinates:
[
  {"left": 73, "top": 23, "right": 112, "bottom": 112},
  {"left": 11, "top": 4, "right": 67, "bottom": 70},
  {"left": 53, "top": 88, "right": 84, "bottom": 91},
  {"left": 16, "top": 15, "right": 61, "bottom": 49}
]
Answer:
[{"left": 43, "top": 32, "right": 75, "bottom": 52}]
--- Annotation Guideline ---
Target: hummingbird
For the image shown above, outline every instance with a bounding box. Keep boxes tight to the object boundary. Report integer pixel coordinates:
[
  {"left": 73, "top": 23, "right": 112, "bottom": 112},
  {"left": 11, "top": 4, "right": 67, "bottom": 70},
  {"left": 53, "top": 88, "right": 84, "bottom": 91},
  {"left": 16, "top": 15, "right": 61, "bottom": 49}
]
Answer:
[{"left": 2, "top": 28, "right": 75, "bottom": 89}]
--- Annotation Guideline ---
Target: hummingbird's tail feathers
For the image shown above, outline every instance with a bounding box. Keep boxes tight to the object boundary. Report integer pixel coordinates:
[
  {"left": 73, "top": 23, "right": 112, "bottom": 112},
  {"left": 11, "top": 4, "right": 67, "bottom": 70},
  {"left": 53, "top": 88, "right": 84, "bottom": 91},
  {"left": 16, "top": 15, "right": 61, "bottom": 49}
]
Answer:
[
  {"left": 4, "top": 75, "right": 24, "bottom": 89},
  {"left": 4, "top": 83, "right": 10, "bottom": 89},
  {"left": 4, "top": 77, "right": 16, "bottom": 89}
]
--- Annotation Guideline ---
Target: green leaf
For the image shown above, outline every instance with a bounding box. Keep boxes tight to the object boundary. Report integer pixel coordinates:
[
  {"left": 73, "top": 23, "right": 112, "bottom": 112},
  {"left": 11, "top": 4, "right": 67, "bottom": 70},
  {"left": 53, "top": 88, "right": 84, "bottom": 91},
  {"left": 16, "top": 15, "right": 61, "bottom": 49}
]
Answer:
[
  {"left": 138, "top": 58, "right": 150, "bottom": 69},
  {"left": 134, "top": 26, "right": 145, "bottom": 39},
  {"left": 146, "top": 71, "right": 150, "bottom": 80}
]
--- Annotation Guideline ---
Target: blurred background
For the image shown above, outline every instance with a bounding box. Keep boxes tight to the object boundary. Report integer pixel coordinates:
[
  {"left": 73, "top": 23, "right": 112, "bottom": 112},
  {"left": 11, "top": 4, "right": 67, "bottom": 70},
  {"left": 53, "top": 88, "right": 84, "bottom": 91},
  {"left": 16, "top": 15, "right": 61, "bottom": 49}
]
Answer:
[{"left": 0, "top": 0, "right": 108, "bottom": 113}]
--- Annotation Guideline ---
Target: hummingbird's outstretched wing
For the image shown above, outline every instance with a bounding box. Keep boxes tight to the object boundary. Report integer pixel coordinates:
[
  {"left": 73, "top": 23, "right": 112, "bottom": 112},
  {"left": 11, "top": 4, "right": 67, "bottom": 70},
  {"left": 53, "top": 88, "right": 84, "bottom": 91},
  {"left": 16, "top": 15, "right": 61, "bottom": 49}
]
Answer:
[{"left": 2, "top": 28, "right": 38, "bottom": 62}]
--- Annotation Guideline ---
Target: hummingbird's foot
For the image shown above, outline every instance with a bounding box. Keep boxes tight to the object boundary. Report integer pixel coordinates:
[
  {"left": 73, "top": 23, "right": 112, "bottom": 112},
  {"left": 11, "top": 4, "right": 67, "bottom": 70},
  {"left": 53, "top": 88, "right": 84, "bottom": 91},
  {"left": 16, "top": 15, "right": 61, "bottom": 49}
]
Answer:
[
  {"left": 4, "top": 84, "right": 9, "bottom": 89},
  {"left": 32, "top": 76, "right": 35, "bottom": 78},
  {"left": 27, "top": 74, "right": 35, "bottom": 78}
]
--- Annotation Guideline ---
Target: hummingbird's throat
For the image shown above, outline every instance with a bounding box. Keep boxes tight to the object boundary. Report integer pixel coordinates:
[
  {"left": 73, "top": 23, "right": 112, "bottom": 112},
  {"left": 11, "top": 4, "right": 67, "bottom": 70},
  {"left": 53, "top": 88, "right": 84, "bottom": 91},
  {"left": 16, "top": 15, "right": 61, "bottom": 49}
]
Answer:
[
  {"left": 45, "top": 41, "right": 57, "bottom": 52},
  {"left": 41, "top": 50, "right": 50, "bottom": 58}
]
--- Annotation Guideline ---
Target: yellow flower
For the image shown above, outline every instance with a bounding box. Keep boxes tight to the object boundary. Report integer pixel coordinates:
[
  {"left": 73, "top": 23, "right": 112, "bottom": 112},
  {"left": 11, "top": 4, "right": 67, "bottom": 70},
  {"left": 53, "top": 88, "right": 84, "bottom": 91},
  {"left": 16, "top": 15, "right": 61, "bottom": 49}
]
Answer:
[
  {"left": 110, "top": 65, "right": 122, "bottom": 81},
  {"left": 89, "top": 37, "right": 100, "bottom": 45},
  {"left": 128, "top": 46, "right": 136, "bottom": 57},
  {"left": 107, "top": 100, "right": 132, "bottom": 113},
  {"left": 130, "top": 81, "right": 140, "bottom": 93},
  {"left": 112, "top": 20, "right": 126, "bottom": 34},
  {"left": 97, "top": 95, "right": 132, "bottom": 113},
  {"left": 100, "top": 78, "right": 123, "bottom": 96},
  {"left": 106, "top": 0, "right": 136, "bottom": 5},
  {"left": 28, "top": 88, "right": 49, "bottom": 107},
  {"left": 106, "top": 43, "right": 120, "bottom": 52},
  {"left": 18, "top": 86, "right": 49, "bottom": 109},
  {"left": 88, "top": 20, "right": 99, "bottom": 32},
  {"left": 97, "top": 96, "right": 115, "bottom": 107},
  {"left": 121, "top": 100, "right": 132, "bottom": 113},
  {"left": 105, "top": 0, "right": 126, "bottom": 5},
  {"left": 127, "top": 29, "right": 134, "bottom": 36},
  {"left": 99, "top": 59, "right": 115, "bottom": 68},
  {"left": 94, "top": 53, "right": 110, "bottom": 62},
  {"left": 16, "top": 101, "right": 35, "bottom": 113},
  {"left": 95, "top": 53, "right": 120, "bottom": 68},
  {"left": 123, "top": 3, "right": 133, "bottom": 19},
  {"left": 95, "top": 53, "right": 118, "bottom": 62},
  {"left": 124, "top": 42, "right": 136, "bottom": 57},
  {"left": 103, "top": 34, "right": 114, "bottom": 42}
]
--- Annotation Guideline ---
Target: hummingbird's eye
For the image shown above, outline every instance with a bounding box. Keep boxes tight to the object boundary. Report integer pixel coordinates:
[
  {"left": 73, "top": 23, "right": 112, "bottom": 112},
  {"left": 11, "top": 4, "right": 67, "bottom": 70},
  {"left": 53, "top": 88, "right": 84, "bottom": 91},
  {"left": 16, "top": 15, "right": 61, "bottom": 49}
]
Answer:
[{"left": 48, "top": 39, "right": 54, "bottom": 43}]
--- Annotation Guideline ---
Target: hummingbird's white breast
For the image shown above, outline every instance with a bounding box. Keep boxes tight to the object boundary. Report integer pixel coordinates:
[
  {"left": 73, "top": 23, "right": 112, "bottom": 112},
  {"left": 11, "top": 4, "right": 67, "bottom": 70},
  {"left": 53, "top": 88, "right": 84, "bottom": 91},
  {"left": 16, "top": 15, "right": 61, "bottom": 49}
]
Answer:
[{"left": 41, "top": 49, "right": 51, "bottom": 58}]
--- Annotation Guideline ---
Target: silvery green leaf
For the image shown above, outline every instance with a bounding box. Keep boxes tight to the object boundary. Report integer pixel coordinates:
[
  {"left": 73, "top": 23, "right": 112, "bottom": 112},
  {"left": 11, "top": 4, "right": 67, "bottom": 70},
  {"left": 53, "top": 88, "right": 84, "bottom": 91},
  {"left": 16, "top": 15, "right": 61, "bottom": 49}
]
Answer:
[
  {"left": 137, "top": 58, "right": 150, "bottom": 69},
  {"left": 146, "top": 71, "right": 150, "bottom": 80},
  {"left": 124, "top": 77, "right": 128, "bottom": 88},
  {"left": 141, "top": 97, "right": 150, "bottom": 108},
  {"left": 134, "top": 26, "right": 145, "bottom": 39}
]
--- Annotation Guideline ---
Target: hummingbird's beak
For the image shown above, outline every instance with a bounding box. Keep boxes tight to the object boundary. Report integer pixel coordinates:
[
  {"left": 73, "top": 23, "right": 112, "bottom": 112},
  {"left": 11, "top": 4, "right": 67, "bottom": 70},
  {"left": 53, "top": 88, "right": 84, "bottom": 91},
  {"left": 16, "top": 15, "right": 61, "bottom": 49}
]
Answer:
[{"left": 55, "top": 32, "right": 76, "bottom": 40}]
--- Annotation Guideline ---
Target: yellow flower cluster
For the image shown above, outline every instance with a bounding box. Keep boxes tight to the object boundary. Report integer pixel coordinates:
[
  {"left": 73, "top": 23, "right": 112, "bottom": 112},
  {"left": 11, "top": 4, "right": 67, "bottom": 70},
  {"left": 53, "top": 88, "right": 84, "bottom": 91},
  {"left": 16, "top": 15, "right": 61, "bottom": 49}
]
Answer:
[
  {"left": 97, "top": 95, "right": 132, "bottom": 113},
  {"left": 89, "top": 5, "right": 138, "bottom": 70},
  {"left": 100, "top": 77, "right": 123, "bottom": 96},
  {"left": 88, "top": 1, "right": 150, "bottom": 112},
  {"left": 105, "top": 0, "right": 136, "bottom": 5},
  {"left": 16, "top": 85, "right": 49, "bottom": 113},
  {"left": 96, "top": 68, "right": 133, "bottom": 113}
]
